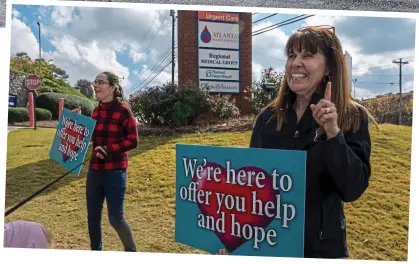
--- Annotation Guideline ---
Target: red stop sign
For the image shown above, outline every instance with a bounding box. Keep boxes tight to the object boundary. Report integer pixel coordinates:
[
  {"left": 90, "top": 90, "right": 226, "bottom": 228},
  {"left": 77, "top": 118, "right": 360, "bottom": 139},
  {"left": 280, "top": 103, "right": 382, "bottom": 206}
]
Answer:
[{"left": 25, "top": 74, "right": 41, "bottom": 90}]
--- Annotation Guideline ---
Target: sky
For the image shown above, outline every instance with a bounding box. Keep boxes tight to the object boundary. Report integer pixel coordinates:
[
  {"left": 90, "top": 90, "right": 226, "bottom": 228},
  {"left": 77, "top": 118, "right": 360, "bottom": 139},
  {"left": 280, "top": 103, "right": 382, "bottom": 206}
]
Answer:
[{"left": 9, "top": 4, "right": 416, "bottom": 99}]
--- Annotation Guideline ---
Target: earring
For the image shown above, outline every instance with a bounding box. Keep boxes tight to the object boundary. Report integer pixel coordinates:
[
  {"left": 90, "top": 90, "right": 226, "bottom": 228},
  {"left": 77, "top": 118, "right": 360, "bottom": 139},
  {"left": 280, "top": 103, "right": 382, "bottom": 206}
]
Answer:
[{"left": 323, "top": 75, "right": 330, "bottom": 83}]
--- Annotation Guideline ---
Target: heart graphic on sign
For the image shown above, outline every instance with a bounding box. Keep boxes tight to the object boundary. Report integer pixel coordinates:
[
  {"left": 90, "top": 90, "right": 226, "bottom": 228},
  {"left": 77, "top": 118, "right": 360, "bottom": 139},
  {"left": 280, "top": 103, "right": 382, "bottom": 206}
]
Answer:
[
  {"left": 193, "top": 162, "right": 279, "bottom": 253},
  {"left": 61, "top": 121, "right": 85, "bottom": 162}
]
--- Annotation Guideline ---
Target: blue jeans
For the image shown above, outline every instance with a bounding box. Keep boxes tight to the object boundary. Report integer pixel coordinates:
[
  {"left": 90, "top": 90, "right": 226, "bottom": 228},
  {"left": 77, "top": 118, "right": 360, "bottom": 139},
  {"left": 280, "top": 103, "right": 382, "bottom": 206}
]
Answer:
[{"left": 86, "top": 168, "right": 136, "bottom": 251}]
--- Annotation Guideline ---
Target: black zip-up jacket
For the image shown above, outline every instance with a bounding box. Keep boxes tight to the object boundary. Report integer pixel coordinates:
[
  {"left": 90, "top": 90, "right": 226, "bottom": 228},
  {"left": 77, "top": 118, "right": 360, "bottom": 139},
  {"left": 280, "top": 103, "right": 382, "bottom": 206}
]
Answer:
[{"left": 249, "top": 91, "right": 372, "bottom": 258}]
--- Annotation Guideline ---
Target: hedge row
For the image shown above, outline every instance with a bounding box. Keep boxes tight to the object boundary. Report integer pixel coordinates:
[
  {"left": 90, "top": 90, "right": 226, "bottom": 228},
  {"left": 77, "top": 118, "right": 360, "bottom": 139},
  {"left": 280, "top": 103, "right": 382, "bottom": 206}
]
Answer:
[
  {"left": 8, "top": 107, "right": 52, "bottom": 123},
  {"left": 35, "top": 92, "right": 96, "bottom": 118}
]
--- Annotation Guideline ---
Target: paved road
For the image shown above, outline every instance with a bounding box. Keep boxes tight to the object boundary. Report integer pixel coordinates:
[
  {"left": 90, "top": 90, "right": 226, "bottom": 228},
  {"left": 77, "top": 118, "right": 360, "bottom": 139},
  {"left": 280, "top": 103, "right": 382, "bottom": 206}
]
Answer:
[{"left": 1, "top": 0, "right": 418, "bottom": 28}]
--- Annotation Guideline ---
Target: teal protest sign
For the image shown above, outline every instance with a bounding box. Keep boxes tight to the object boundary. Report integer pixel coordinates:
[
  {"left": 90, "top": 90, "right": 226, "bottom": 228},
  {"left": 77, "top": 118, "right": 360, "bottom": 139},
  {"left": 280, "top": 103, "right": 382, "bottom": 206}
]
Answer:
[
  {"left": 49, "top": 108, "right": 96, "bottom": 176},
  {"left": 175, "top": 144, "right": 306, "bottom": 257}
]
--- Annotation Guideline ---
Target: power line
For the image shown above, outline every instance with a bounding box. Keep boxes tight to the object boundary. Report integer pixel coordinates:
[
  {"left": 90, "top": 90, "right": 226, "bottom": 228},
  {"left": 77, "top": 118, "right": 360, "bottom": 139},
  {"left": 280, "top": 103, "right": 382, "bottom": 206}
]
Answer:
[
  {"left": 253, "top": 14, "right": 277, "bottom": 24},
  {"left": 140, "top": 14, "right": 157, "bottom": 45},
  {"left": 127, "top": 49, "right": 171, "bottom": 94},
  {"left": 128, "top": 11, "right": 173, "bottom": 94},
  {"left": 130, "top": 13, "right": 180, "bottom": 94},
  {"left": 252, "top": 14, "right": 313, "bottom": 36},
  {"left": 254, "top": 51, "right": 286, "bottom": 61},
  {"left": 129, "top": 45, "right": 178, "bottom": 94},
  {"left": 128, "top": 47, "right": 174, "bottom": 94},
  {"left": 354, "top": 74, "right": 413, "bottom": 77},
  {"left": 355, "top": 81, "right": 397, "bottom": 84},
  {"left": 137, "top": 57, "right": 174, "bottom": 91},
  {"left": 136, "top": 52, "right": 178, "bottom": 92},
  {"left": 142, "top": 12, "right": 170, "bottom": 61},
  {"left": 253, "top": 15, "right": 315, "bottom": 36},
  {"left": 252, "top": 14, "right": 308, "bottom": 34},
  {"left": 352, "top": 62, "right": 395, "bottom": 70}
]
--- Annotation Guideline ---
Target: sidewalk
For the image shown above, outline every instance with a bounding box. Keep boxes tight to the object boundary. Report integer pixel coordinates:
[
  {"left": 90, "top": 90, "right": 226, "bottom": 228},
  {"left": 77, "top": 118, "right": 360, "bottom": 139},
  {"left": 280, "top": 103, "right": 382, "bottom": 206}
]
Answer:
[{"left": 7, "top": 126, "right": 29, "bottom": 134}]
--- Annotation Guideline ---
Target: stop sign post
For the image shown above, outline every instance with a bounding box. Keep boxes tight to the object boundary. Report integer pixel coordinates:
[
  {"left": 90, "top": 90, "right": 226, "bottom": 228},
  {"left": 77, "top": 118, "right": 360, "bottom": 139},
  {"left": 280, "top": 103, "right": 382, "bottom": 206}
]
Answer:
[{"left": 25, "top": 74, "right": 41, "bottom": 130}]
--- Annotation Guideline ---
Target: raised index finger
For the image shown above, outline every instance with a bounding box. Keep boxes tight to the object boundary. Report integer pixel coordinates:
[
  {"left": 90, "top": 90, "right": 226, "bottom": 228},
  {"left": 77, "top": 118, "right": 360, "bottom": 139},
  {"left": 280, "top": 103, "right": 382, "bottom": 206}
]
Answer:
[{"left": 324, "top": 81, "right": 332, "bottom": 101}]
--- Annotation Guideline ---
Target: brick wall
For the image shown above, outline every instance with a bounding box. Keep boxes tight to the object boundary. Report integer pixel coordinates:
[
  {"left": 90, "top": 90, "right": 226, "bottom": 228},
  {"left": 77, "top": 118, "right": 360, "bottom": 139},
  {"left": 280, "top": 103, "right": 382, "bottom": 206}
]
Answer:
[
  {"left": 177, "top": 11, "right": 252, "bottom": 115},
  {"left": 236, "top": 12, "right": 252, "bottom": 115},
  {"left": 177, "top": 10, "right": 198, "bottom": 88}
]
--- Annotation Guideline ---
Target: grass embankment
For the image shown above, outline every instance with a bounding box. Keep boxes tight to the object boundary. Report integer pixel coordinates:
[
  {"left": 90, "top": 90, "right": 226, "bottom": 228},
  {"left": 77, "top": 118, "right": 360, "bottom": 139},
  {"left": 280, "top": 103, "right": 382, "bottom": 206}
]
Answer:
[{"left": 4, "top": 124, "right": 411, "bottom": 260}]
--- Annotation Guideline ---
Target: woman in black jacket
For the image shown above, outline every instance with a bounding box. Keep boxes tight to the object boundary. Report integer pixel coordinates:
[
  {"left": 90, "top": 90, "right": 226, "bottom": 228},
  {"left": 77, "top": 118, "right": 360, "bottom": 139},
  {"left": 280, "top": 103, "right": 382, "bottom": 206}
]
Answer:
[{"left": 248, "top": 25, "right": 378, "bottom": 258}]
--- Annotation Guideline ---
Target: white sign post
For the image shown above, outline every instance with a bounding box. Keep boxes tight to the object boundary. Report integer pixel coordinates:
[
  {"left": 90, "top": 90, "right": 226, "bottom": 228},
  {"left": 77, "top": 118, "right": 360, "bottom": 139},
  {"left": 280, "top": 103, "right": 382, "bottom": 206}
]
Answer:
[{"left": 345, "top": 50, "right": 353, "bottom": 95}]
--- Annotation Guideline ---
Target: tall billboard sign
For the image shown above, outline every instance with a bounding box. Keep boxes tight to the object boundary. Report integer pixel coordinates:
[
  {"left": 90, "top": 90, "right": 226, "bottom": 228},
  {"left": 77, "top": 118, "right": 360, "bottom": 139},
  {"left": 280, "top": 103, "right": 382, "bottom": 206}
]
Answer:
[{"left": 197, "top": 11, "right": 240, "bottom": 94}]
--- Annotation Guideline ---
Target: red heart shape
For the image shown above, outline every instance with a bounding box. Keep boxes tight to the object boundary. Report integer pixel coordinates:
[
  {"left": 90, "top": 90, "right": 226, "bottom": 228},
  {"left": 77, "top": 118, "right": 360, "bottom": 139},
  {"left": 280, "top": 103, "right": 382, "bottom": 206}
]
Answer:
[
  {"left": 193, "top": 162, "right": 279, "bottom": 253},
  {"left": 61, "top": 121, "right": 85, "bottom": 162}
]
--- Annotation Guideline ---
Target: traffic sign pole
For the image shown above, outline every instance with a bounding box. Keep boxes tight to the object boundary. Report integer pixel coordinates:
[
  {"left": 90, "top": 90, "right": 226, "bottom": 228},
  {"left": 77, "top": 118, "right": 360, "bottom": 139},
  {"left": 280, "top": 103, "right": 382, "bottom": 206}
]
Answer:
[
  {"left": 33, "top": 91, "right": 37, "bottom": 130},
  {"left": 24, "top": 74, "right": 41, "bottom": 130},
  {"left": 28, "top": 92, "right": 34, "bottom": 128}
]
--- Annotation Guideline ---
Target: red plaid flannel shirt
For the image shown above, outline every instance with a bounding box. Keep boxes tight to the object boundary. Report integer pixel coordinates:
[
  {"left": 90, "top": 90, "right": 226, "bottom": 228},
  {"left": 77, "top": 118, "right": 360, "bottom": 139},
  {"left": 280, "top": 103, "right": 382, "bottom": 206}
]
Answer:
[{"left": 89, "top": 101, "right": 138, "bottom": 171}]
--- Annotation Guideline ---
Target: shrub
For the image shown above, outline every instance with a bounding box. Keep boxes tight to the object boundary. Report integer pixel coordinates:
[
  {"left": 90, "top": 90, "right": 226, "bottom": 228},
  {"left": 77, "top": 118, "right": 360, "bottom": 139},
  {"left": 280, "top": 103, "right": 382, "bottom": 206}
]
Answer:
[
  {"left": 174, "top": 85, "right": 212, "bottom": 125},
  {"left": 130, "top": 84, "right": 177, "bottom": 126},
  {"left": 171, "top": 101, "right": 193, "bottom": 126},
  {"left": 249, "top": 83, "right": 277, "bottom": 115},
  {"left": 8, "top": 108, "right": 29, "bottom": 123},
  {"left": 129, "top": 82, "right": 211, "bottom": 126},
  {"left": 8, "top": 107, "right": 53, "bottom": 123},
  {"left": 35, "top": 92, "right": 96, "bottom": 119},
  {"left": 39, "top": 79, "right": 88, "bottom": 98},
  {"left": 38, "top": 86, "right": 54, "bottom": 93},
  {"left": 208, "top": 94, "right": 240, "bottom": 120},
  {"left": 35, "top": 108, "right": 52, "bottom": 121},
  {"left": 361, "top": 93, "right": 414, "bottom": 126},
  {"left": 249, "top": 67, "right": 284, "bottom": 114}
]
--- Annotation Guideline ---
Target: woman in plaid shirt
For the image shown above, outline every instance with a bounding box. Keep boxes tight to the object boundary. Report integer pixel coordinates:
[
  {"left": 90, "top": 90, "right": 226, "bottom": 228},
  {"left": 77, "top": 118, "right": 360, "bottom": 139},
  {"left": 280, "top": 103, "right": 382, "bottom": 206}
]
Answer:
[{"left": 74, "top": 71, "right": 138, "bottom": 252}]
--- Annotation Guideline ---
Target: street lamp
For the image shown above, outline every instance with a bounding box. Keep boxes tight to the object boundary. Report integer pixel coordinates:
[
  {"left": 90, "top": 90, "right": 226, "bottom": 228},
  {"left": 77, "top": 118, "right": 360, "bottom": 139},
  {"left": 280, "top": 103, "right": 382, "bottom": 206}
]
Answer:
[
  {"left": 37, "top": 22, "right": 41, "bottom": 65},
  {"left": 262, "top": 82, "right": 276, "bottom": 101}
]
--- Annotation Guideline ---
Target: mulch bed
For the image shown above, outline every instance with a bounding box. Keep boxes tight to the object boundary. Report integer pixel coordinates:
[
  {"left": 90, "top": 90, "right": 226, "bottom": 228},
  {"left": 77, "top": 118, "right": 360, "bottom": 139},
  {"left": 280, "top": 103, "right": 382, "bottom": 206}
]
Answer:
[{"left": 10, "top": 116, "right": 256, "bottom": 137}]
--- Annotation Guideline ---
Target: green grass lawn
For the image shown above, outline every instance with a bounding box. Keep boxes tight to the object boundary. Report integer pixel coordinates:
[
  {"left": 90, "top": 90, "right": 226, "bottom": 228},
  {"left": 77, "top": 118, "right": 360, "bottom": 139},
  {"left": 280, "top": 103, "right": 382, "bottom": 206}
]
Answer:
[{"left": 4, "top": 124, "right": 412, "bottom": 260}]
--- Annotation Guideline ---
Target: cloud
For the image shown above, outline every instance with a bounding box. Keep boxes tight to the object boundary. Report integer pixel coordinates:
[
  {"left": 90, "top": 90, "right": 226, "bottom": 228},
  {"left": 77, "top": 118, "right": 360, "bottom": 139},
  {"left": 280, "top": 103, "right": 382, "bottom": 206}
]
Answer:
[
  {"left": 51, "top": 6, "right": 76, "bottom": 26},
  {"left": 59, "top": 7, "right": 168, "bottom": 52},
  {"left": 252, "top": 21, "right": 290, "bottom": 81},
  {"left": 352, "top": 86, "right": 380, "bottom": 99},
  {"left": 46, "top": 35, "right": 131, "bottom": 88},
  {"left": 44, "top": 6, "right": 173, "bottom": 92},
  {"left": 253, "top": 21, "right": 289, "bottom": 60},
  {"left": 334, "top": 17, "right": 415, "bottom": 54},
  {"left": 129, "top": 59, "right": 178, "bottom": 93},
  {"left": 302, "top": 15, "right": 348, "bottom": 29},
  {"left": 10, "top": 17, "right": 39, "bottom": 59},
  {"left": 10, "top": 6, "right": 177, "bottom": 93},
  {"left": 285, "top": 14, "right": 414, "bottom": 98},
  {"left": 12, "top": 9, "right": 20, "bottom": 18},
  {"left": 252, "top": 62, "right": 264, "bottom": 82},
  {"left": 10, "top": 7, "right": 415, "bottom": 99},
  {"left": 402, "top": 80, "right": 414, "bottom": 92}
]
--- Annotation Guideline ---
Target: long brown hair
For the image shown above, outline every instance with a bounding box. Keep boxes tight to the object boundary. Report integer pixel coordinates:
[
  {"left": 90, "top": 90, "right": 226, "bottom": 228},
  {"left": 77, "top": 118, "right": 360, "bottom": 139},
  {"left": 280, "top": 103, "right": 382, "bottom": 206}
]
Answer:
[{"left": 268, "top": 26, "right": 378, "bottom": 134}]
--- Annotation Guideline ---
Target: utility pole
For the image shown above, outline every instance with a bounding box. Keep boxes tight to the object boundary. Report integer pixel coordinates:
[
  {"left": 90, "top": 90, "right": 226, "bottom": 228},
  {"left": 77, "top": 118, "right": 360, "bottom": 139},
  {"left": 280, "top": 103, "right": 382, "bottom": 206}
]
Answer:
[
  {"left": 170, "top": 10, "right": 175, "bottom": 87},
  {"left": 352, "top": 78, "right": 357, "bottom": 99},
  {"left": 392, "top": 58, "right": 409, "bottom": 125}
]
